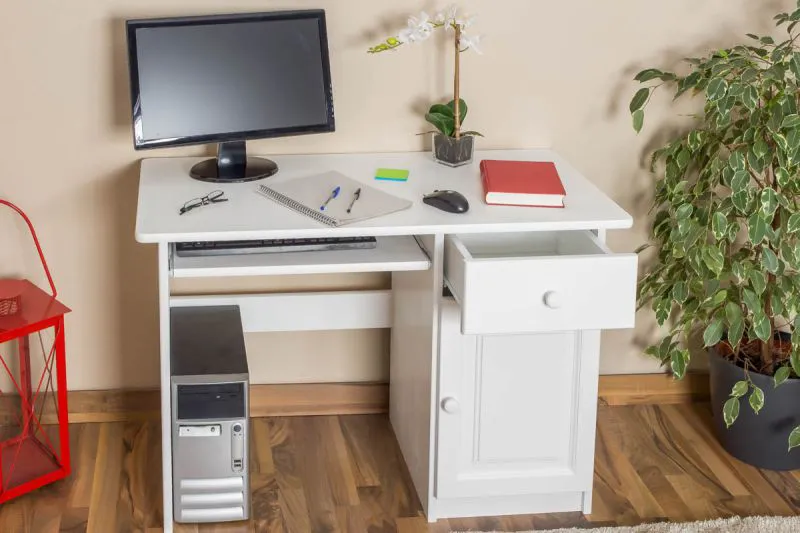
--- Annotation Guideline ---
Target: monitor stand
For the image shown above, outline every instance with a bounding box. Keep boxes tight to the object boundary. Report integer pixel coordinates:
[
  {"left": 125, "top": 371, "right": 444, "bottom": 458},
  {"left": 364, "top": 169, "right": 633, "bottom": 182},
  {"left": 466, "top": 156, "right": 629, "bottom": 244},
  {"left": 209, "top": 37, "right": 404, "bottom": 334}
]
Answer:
[{"left": 189, "top": 141, "right": 278, "bottom": 183}]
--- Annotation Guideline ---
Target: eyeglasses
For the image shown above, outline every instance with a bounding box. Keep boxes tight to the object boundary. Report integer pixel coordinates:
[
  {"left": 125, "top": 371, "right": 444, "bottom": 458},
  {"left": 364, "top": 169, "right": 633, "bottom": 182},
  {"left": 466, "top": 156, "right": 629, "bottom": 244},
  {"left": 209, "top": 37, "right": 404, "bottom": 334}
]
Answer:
[{"left": 180, "top": 190, "right": 228, "bottom": 215}]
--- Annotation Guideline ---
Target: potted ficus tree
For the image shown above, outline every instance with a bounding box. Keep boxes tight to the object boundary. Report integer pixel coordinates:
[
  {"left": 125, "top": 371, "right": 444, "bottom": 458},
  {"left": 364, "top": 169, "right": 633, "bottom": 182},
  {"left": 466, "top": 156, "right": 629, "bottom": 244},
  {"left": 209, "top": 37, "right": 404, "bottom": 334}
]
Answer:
[
  {"left": 368, "top": 6, "right": 483, "bottom": 167},
  {"left": 632, "top": 4, "right": 800, "bottom": 469}
]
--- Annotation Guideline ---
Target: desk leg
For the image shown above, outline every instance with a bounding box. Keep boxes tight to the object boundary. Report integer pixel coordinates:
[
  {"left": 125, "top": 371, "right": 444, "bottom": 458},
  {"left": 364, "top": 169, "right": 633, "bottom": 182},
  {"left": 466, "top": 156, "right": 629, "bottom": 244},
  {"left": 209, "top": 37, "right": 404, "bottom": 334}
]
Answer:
[
  {"left": 389, "top": 234, "right": 443, "bottom": 520},
  {"left": 158, "top": 243, "right": 174, "bottom": 532}
]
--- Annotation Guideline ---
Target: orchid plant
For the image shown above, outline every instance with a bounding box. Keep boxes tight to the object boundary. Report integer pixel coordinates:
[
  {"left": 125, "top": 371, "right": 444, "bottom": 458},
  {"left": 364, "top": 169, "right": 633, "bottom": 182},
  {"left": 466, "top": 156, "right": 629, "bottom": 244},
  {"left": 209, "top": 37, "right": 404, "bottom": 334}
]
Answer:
[{"left": 368, "top": 6, "right": 483, "bottom": 139}]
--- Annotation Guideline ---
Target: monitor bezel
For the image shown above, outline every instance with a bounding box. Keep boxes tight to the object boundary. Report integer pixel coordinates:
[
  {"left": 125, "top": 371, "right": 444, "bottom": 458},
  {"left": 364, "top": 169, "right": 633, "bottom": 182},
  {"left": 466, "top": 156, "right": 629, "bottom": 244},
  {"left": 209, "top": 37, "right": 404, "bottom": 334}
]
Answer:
[{"left": 126, "top": 10, "right": 335, "bottom": 151}]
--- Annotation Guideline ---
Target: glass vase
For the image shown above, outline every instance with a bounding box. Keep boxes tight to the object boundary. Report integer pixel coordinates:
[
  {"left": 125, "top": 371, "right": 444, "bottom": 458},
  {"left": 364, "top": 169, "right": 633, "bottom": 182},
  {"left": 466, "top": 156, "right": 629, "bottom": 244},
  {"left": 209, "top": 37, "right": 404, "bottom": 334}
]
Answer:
[{"left": 432, "top": 133, "right": 474, "bottom": 167}]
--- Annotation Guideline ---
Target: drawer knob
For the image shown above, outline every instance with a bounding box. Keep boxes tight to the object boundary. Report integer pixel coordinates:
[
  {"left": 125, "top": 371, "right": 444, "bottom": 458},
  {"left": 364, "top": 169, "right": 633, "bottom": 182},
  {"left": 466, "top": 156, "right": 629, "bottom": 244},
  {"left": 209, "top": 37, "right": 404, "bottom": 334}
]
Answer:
[
  {"left": 543, "top": 291, "right": 563, "bottom": 309},
  {"left": 441, "top": 397, "right": 460, "bottom": 414}
]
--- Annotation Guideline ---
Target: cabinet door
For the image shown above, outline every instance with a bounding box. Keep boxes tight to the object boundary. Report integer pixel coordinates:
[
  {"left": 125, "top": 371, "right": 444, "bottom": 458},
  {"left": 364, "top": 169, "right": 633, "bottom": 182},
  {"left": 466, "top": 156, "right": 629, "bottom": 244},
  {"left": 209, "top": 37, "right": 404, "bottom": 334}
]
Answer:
[{"left": 435, "top": 300, "right": 599, "bottom": 499}]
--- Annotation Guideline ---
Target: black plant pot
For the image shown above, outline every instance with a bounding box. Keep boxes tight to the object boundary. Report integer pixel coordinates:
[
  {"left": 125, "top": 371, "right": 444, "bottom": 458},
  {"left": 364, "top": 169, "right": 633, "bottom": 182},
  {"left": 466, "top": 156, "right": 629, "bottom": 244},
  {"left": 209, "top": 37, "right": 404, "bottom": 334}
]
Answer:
[
  {"left": 709, "top": 340, "right": 800, "bottom": 470},
  {"left": 432, "top": 133, "right": 474, "bottom": 167}
]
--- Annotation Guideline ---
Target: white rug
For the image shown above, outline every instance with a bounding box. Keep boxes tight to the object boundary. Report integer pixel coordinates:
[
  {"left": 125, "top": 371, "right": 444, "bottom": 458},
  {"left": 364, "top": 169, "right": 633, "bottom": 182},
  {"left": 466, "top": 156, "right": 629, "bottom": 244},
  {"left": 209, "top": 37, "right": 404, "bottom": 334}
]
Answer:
[{"left": 457, "top": 515, "right": 800, "bottom": 532}]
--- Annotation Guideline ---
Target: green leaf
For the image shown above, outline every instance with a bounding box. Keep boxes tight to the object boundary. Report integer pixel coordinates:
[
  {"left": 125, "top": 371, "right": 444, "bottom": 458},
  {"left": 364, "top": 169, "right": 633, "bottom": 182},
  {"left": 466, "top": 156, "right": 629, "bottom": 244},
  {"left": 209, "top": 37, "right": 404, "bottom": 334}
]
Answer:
[
  {"left": 731, "top": 170, "right": 749, "bottom": 193},
  {"left": 743, "top": 288, "right": 760, "bottom": 313},
  {"left": 775, "top": 366, "right": 791, "bottom": 387},
  {"left": 748, "top": 214, "right": 769, "bottom": 243},
  {"left": 782, "top": 114, "right": 800, "bottom": 129},
  {"left": 753, "top": 311, "right": 771, "bottom": 342},
  {"left": 731, "top": 380, "right": 749, "bottom": 398},
  {"left": 634, "top": 68, "right": 665, "bottom": 82},
  {"left": 754, "top": 137, "right": 769, "bottom": 159},
  {"left": 459, "top": 131, "right": 483, "bottom": 137},
  {"left": 762, "top": 249, "right": 780, "bottom": 274},
  {"left": 676, "top": 203, "right": 693, "bottom": 220},
  {"left": 743, "top": 86, "right": 759, "bottom": 111},
  {"left": 446, "top": 99, "right": 468, "bottom": 122},
  {"left": 672, "top": 282, "right": 688, "bottom": 303},
  {"left": 670, "top": 349, "right": 688, "bottom": 379},
  {"left": 703, "top": 319, "right": 725, "bottom": 347},
  {"left": 425, "top": 112, "right": 454, "bottom": 136},
  {"left": 728, "top": 315, "right": 745, "bottom": 349},
  {"left": 749, "top": 385, "right": 765, "bottom": 414},
  {"left": 707, "top": 78, "right": 728, "bottom": 101},
  {"left": 729, "top": 151, "right": 746, "bottom": 170},
  {"left": 688, "top": 130, "right": 704, "bottom": 151},
  {"left": 633, "top": 109, "right": 644, "bottom": 133},
  {"left": 727, "top": 221, "right": 740, "bottom": 242},
  {"left": 792, "top": 53, "right": 800, "bottom": 80},
  {"left": 761, "top": 35, "right": 775, "bottom": 44},
  {"left": 749, "top": 270, "right": 767, "bottom": 295},
  {"left": 732, "top": 261, "right": 749, "bottom": 281},
  {"left": 760, "top": 188, "right": 778, "bottom": 216},
  {"left": 428, "top": 103, "right": 454, "bottom": 118},
  {"left": 703, "top": 247, "right": 725, "bottom": 275},
  {"left": 791, "top": 350, "right": 800, "bottom": 377},
  {"left": 789, "top": 127, "right": 800, "bottom": 151},
  {"left": 732, "top": 191, "right": 749, "bottom": 214},
  {"left": 790, "top": 426, "right": 800, "bottom": 451},
  {"left": 712, "top": 212, "right": 727, "bottom": 240},
  {"left": 728, "top": 82, "right": 745, "bottom": 97},
  {"left": 708, "top": 289, "right": 728, "bottom": 307},
  {"left": 776, "top": 167, "right": 791, "bottom": 188},
  {"left": 676, "top": 148, "right": 690, "bottom": 170},
  {"left": 725, "top": 301, "right": 742, "bottom": 324},
  {"left": 723, "top": 398, "right": 740, "bottom": 428},
  {"left": 789, "top": 214, "right": 800, "bottom": 235},
  {"left": 748, "top": 148, "right": 764, "bottom": 173}
]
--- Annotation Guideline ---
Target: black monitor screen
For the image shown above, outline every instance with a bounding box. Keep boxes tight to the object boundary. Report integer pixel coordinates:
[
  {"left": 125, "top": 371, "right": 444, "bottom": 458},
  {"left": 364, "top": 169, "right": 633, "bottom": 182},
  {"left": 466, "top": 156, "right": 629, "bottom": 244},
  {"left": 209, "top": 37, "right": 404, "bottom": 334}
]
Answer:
[{"left": 127, "top": 11, "right": 334, "bottom": 149}]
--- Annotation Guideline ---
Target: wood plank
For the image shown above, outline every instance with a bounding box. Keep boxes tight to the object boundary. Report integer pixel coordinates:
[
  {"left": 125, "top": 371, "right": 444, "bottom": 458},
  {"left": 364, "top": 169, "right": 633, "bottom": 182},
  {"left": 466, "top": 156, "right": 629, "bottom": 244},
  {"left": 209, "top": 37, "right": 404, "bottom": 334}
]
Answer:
[
  {"left": 290, "top": 417, "right": 341, "bottom": 533},
  {"left": 320, "top": 417, "right": 360, "bottom": 506},
  {"left": 86, "top": 422, "right": 125, "bottom": 532},
  {"left": 594, "top": 411, "right": 665, "bottom": 520},
  {"left": 659, "top": 404, "right": 750, "bottom": 497},
  {"left": 250, "top": 418, "right": 275, "bottom": 476},
  {"left": 267, "top": 418, "right": 311, "bottom": 533}
]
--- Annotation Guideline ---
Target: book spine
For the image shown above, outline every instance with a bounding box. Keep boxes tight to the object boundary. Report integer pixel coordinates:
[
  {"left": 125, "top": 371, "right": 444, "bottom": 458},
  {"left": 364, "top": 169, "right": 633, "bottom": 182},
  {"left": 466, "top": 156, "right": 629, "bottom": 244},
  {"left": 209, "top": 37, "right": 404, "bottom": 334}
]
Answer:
[{"left": 479, "top": 160, "right": 490, "bottom": 203}]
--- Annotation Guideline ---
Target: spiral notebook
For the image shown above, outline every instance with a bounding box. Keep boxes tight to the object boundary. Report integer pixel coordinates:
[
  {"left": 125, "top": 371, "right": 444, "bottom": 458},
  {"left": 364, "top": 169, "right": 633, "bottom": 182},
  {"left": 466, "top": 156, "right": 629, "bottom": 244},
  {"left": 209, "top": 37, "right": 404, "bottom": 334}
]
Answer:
[{"left": 256, "top": 171, "right": 413, "bottom": 227}]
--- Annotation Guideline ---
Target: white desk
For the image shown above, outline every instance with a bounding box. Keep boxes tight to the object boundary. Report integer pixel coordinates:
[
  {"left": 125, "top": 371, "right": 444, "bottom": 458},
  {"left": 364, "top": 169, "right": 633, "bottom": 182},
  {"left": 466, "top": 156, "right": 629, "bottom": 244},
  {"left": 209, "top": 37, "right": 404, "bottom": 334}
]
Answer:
[{"left": 136, "top": 149, "right": 636, "bottom": 530}]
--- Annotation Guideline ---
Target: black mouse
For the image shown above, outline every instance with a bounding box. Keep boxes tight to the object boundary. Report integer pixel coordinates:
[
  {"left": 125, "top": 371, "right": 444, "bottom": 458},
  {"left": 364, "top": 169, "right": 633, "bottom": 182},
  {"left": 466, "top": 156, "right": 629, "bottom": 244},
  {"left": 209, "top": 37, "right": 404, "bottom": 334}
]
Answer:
[{"left": 423, "top": 190, "right": 470, "bottom": 213}]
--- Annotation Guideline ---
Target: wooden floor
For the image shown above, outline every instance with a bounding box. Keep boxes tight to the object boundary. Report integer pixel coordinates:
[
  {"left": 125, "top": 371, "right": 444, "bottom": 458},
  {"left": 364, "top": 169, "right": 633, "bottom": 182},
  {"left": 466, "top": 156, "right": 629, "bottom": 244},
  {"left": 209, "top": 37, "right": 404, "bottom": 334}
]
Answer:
[{"left": 1, "top": 403, "right": 799, "bottom": 532}]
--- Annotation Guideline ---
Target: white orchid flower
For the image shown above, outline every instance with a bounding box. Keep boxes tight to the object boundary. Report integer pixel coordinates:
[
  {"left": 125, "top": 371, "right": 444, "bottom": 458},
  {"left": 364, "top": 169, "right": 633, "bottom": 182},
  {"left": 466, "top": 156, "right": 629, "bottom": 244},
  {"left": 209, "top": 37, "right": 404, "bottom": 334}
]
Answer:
[
  {"left": 460, "top": 33, "right": 483, "bottom": 54},
  {"left": 439, "top": 5, "right": 459, "bottom": 30},
  {"left": 399, "top": 11, "right": 433, "bottom": 43}
]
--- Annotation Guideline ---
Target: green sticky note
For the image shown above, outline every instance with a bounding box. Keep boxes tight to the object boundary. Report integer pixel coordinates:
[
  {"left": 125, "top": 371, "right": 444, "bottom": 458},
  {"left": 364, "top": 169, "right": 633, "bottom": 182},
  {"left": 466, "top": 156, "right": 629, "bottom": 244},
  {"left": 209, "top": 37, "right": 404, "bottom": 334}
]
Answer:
[{"left": 375, "top": 168, "right": 409, "bottom": 181}]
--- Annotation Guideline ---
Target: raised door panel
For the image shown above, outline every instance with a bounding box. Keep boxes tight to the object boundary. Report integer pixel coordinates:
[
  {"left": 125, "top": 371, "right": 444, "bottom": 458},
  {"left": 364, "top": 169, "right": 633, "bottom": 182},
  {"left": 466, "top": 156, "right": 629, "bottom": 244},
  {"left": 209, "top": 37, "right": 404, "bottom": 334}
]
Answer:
[{"left": 436, "top": 300, "right": 594, "bottom": 499}]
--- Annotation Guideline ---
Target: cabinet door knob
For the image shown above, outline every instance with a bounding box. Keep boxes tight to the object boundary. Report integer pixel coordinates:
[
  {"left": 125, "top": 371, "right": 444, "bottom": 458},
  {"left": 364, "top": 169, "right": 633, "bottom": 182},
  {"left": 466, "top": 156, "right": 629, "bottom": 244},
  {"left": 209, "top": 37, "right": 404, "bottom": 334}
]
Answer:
[
  {"left": 543, "top": 291, "right": 563, "bottom": 309},
  {"left": 441, "top": 397, "right": 460, "bottom": 414}
]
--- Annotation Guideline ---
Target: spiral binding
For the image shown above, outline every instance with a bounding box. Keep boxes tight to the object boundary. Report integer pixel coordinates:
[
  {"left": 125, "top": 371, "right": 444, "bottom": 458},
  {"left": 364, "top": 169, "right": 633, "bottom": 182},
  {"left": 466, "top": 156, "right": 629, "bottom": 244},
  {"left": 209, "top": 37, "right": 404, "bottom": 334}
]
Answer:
[{"left": 257, "top": 184, "right": 338, "bottom": 227}]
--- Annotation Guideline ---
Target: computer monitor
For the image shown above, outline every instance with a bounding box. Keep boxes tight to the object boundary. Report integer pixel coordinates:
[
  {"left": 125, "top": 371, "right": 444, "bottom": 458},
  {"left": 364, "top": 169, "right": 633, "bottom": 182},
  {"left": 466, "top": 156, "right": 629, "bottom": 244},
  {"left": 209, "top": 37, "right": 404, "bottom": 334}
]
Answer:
[{"left": 126, "top": 10, "right": 335, "bottom": 183}]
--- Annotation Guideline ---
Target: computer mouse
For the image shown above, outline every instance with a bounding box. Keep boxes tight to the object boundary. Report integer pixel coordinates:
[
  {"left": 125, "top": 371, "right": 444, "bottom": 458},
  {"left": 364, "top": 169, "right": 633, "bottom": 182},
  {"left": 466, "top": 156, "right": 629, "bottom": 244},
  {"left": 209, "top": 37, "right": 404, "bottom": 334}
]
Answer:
[{"left": 423, "top": 190, "right": 470, "bottom": 214}]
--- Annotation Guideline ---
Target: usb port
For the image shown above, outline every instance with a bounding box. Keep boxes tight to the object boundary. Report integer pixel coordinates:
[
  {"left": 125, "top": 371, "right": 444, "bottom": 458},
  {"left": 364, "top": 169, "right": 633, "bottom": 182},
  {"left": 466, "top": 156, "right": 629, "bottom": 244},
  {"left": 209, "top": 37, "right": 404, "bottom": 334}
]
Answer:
[{"left": 233, "top": 459, "right": 243, "bottom": 469}]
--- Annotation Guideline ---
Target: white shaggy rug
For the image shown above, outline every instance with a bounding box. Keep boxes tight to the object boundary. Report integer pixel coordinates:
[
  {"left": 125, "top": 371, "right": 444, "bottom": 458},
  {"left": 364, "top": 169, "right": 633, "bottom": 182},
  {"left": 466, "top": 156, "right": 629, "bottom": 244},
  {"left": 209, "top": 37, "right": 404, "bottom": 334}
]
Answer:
[{"left": 457, "top": 515, "right": 800, "bottom": 532}]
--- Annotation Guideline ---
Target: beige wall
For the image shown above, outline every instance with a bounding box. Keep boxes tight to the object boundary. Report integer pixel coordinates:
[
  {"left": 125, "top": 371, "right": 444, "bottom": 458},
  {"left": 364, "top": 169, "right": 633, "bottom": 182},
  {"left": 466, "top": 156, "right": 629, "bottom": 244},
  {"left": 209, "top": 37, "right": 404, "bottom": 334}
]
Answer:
[{"left": 0, "top": 1, "right": 790, "bottom": 390}]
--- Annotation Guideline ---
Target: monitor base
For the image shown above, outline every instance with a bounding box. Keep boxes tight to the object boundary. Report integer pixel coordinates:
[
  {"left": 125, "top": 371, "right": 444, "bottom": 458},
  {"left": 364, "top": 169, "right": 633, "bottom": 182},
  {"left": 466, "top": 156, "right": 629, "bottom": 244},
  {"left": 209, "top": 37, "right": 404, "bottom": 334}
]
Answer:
[{"left": 189, "top": 141, "right": 278, "bottom": 183}]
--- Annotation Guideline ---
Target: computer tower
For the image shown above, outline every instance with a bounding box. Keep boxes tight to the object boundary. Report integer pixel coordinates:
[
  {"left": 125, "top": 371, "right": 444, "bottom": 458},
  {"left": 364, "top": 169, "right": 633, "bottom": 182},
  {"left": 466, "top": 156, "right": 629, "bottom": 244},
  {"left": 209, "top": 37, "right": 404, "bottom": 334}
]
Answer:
[{"left": 170, "top": 306, "right": 249, "bottom": 523}]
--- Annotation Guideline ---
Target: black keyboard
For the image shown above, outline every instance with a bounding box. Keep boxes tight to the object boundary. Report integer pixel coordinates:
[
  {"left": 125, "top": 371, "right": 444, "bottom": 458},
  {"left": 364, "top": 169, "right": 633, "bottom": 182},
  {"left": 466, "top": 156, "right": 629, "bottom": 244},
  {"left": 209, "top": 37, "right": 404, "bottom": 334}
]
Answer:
[{"left": 175, "top": 236, "right": 378, "bottom": 257}]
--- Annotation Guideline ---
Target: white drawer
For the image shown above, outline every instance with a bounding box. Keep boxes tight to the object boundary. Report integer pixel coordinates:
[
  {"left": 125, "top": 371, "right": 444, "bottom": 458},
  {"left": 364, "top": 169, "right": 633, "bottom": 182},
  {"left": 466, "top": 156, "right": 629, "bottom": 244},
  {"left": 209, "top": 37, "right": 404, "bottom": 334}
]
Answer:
[{"left": 444, "top": 231, "right": 637, "bottom": 334}]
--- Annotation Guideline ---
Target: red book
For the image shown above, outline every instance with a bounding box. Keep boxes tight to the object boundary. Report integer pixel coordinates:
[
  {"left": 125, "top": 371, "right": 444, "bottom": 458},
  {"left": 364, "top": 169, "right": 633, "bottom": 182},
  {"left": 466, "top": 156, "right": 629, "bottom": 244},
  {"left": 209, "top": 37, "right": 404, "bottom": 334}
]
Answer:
[{"left": 480, "top": 160, "right": 566, "bottom": 208}]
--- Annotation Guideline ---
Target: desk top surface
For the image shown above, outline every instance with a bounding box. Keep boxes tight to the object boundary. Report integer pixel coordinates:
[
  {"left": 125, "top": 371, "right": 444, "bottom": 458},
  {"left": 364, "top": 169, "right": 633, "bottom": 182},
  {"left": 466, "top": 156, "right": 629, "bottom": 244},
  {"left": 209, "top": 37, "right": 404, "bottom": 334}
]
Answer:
[{"left": 136, "top": 149, "right": 632, "bottom": 243}]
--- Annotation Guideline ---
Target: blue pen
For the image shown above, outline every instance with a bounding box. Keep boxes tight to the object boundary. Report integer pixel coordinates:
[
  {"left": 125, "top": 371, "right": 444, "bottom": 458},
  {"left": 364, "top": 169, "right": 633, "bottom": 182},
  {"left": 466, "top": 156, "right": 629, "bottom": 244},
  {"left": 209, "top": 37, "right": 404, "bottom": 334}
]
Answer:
[{"left": 320, "top": 186, "right": 341, "bottom": 211}]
